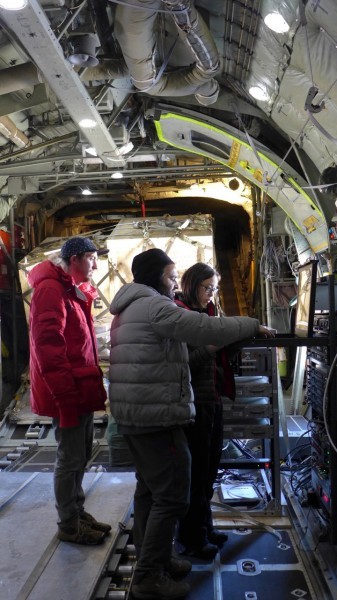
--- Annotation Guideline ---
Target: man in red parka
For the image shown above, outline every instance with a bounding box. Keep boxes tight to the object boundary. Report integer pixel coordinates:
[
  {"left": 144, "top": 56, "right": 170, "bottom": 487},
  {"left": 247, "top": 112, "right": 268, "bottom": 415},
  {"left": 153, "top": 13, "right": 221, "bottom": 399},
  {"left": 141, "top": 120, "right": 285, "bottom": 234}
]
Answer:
[{"left": 28, "top": 236, "right": 111, "bottom": 545}]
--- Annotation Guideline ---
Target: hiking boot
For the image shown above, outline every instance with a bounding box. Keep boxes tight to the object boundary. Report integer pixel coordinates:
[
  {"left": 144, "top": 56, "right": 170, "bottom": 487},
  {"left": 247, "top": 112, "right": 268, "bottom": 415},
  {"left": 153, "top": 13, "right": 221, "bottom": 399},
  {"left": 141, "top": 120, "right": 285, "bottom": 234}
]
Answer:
[
  {"left": 58, "top": 520, "right": 105, "bottom": 545},
  {"left": 166, "top": 557, "right": 192, "bottom": 579},
  {"left": 184, "top": 542, "right": 218, "bottom": 560},
  {"left": 208, "top": 528, "right": 228, "bottom": 547},
  {"left": 131, "top": 572, "right": 190, "bottom": 599},
  {"left": 80, "top": 510, "right": 112, "bottom": 535}
]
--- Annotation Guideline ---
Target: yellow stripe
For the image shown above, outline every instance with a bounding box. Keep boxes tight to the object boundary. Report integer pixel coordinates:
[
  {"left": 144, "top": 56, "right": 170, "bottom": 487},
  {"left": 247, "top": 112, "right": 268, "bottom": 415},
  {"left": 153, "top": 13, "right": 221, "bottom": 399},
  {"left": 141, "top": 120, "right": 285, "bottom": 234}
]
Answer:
[{"left": 155, "top": 113, "right": 323, "bottom": 217}]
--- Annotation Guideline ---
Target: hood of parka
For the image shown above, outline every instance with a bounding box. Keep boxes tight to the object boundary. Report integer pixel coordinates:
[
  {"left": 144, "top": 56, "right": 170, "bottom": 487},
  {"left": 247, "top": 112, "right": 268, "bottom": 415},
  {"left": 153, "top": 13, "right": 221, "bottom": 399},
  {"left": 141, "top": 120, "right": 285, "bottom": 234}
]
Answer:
[
  {"left": 110, "top": 282, "right": 166, "bottom": 315},
  {"left": 28, "top": 260, "right": 98, "bottom": 300}
]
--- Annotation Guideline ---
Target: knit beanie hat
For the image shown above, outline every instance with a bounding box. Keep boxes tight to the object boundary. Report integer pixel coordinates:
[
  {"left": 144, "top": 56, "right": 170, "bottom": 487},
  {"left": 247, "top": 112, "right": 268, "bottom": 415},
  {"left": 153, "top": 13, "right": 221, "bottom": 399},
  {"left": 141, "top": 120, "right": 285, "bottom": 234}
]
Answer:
[
  {"left": 61, "top": 236, "right": 108, "bottom": 258},
  {"left": 131, "top": 248, "right": 174, "bottom": 291}
]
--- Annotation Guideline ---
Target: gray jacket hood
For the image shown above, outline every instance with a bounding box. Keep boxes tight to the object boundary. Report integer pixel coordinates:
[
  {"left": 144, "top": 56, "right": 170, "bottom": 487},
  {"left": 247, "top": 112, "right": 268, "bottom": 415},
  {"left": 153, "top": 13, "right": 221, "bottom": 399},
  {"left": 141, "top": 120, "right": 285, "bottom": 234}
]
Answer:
[{"left": 110, "top": 282, "right": 162, "bottom": 315}]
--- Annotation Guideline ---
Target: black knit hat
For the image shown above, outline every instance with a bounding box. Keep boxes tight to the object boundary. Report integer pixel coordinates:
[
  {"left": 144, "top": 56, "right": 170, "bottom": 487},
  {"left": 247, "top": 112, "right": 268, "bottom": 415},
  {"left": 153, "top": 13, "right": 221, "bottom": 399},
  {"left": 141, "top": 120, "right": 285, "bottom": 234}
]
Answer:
[{"left": 131, "top": 248, "right": 174, "bottom": 290}]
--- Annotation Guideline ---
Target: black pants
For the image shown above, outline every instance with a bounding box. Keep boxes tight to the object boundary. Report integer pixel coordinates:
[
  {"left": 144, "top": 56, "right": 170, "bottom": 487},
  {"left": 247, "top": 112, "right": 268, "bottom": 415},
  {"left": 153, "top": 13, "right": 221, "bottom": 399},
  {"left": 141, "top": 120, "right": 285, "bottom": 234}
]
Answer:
[
  {"left": 177, "top": 403, "right": 223, "bottom": 550},
  {"left": 124, "top": 428, "right": 191, "bottom": 578}
]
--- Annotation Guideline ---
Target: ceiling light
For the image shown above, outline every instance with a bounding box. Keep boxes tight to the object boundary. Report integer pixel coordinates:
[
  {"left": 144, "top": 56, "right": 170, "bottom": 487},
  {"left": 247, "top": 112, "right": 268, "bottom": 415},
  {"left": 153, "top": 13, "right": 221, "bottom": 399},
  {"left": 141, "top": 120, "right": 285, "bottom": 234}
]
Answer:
[
  {"left": 111, "top": 172, "right": 124, "bottom": 179},
  {"left": 249, "top": 85, "right": 270, "bottom": 101},
  {"left": 264, "top": 12, "right": 290, "bottom": 34},
  {"left": 119, "top": 142, "right": 134, "bottom": 155},
  {"left": 81, "top": 188, "right": 92, "bottom": 195},
  {"left": 178, "top": 219, "right": 191, "bottom": 230},
  {"left": 44, "top": 248, "right": 61, "bottom": 256},
  {"left": 79, "top": 118, "right": 97, "bottom": 129},
  {"left": 0, "top": 0, "right": 27, "bottom": 9},
  {"left": 85, "top": 146, "right": 97, "bottom": 157},
  {"left": 190, "top": 183, "right": 199, "bottom": 190}
]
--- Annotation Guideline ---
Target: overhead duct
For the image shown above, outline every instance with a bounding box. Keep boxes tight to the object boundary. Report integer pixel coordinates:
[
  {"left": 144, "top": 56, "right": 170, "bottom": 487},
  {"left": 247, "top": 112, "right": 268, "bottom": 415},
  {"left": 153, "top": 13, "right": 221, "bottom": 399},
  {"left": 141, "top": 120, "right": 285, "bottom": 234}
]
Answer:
[
  {"left": 0, "top": 0, "right": 124, "bottom": 167},
  {"left": 0, "top": 116, "right": 30, "bottom": 148},
  {"left": 0, "top": 58, "right": 129, "bottom": 96},
  {"left": 0, "top": 63, "right": 43, "bottom": 96},
  {"left": 80, "top": 59, "right": 129, "bottom": 81},
  {"left": 114, "top": 0, "right": 220, "bottom": 106}
]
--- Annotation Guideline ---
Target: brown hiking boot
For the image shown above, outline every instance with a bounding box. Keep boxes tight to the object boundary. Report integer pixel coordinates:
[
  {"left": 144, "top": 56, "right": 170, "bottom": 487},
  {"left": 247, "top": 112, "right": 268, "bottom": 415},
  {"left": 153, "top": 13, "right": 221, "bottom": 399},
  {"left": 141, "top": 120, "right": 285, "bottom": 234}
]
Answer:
[
  {"left": 58, "top": 520, "right": 105, "bottom": 545},
  {"left": 80, "top": 510, "right": 112, "bottom": 535},
  {"left": 131, "top": 572, "right": 190, "bottom": 599}
]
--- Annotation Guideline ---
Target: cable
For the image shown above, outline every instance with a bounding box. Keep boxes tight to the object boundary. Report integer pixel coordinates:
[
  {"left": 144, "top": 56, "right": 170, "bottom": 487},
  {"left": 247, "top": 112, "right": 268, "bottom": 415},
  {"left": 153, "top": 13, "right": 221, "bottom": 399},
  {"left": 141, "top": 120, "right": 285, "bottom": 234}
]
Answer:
[
  {"left": 322, "top": 352, "right": 337, "bottom": 453},
  {"left": 231, "top": 439, "right": 257, "bottom": 459},
  {"left": 211, "top": 499, "right": 282, "bottom": 542},
  {"left": 260, "top": 237, "right": 281, "bottom": 281},
  {"left": 281, "top": 441, "right": 311, "bottom": 469}
]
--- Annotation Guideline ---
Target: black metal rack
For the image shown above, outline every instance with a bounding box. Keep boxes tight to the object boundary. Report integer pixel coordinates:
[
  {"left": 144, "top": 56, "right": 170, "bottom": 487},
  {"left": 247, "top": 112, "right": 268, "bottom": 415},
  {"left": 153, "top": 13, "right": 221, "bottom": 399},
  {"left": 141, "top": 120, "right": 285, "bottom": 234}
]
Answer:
[{"left": 221, "top": 345, "right": 281, "bottom": 514}]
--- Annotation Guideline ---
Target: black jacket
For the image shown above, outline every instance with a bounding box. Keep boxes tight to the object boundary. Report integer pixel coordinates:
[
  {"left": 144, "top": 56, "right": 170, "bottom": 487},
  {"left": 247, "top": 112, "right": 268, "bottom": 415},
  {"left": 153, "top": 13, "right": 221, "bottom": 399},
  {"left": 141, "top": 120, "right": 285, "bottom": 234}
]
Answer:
[{"left": 175, "top": 297, "right": 236, "bottom": 403}]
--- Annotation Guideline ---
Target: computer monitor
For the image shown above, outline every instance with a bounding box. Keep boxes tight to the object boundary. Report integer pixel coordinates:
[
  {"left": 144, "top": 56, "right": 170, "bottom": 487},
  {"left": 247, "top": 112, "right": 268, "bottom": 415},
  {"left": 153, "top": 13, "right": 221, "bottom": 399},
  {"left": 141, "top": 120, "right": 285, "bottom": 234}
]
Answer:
[{"left": 294, "top": 260, "right": 318, "bottom": 338}]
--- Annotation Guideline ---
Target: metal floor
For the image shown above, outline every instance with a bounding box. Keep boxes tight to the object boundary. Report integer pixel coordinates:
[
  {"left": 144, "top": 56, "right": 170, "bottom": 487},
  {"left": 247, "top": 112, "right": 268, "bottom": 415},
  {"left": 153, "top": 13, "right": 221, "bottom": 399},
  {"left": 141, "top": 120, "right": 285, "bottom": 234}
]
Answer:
[
  {"left": 178, "top": 528, "right": 318, "bottom": 600},
  {"left": 0, "top": 410, "right": 336, "bottom": 600},
  {"left": 1, "top": 470, "right": 336, "bottom": 600},
  {"left": 0, "top": 471, "right": 136, "bottom": 600}
]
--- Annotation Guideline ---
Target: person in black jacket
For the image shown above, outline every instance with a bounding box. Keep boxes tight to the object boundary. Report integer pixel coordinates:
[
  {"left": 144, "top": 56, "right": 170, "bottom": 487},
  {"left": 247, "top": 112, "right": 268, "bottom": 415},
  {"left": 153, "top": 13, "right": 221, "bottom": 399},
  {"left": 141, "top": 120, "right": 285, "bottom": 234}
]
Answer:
[{"left": 175, "top": 262, "right": 238, "bottom": 560}]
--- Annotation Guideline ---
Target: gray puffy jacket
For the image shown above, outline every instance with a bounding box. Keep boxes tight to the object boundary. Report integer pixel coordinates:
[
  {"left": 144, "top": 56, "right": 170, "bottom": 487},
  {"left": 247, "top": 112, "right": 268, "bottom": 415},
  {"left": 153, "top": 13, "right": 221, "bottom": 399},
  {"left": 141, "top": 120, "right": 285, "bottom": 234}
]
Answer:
[{"left": 109, "top": 283, "right": 259, "bottom": 429}]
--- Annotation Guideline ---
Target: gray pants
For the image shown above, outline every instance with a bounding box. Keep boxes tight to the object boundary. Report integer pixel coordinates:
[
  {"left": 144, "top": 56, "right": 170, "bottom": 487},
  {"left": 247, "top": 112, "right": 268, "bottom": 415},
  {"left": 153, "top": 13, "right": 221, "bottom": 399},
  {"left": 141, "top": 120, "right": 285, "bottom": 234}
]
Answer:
[
  {"left": 124, "top": 427, "right": 191, "bottom": 579},
  {"left": 53, "top": 413, "right": 94, "bottom": 526}
]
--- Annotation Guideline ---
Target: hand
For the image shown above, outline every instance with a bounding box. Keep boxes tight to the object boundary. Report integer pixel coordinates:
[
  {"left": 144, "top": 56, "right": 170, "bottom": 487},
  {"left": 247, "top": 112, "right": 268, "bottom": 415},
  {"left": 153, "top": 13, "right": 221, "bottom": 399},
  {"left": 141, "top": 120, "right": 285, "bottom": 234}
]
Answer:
[{"left": 257, "top": 325, "right": 275, "bottom": 338}]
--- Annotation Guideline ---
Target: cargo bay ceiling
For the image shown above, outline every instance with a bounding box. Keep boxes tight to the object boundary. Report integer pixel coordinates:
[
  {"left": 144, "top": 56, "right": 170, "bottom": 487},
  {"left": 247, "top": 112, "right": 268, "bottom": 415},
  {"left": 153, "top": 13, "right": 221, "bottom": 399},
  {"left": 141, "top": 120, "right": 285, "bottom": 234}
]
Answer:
[{"left": 0, "top": 0, "right": 337, "bottom": 256}]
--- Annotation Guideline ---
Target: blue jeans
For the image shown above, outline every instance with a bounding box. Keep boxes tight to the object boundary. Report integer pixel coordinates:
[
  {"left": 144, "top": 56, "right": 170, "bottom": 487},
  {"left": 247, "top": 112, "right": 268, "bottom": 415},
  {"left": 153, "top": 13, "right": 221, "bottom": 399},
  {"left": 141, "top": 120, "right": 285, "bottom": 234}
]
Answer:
[
  {"left": 124, "top": 428, "right": 191, "bottom": 578},
  {"left": 53, "top": 413, "right": 94, "bottom": 526}
]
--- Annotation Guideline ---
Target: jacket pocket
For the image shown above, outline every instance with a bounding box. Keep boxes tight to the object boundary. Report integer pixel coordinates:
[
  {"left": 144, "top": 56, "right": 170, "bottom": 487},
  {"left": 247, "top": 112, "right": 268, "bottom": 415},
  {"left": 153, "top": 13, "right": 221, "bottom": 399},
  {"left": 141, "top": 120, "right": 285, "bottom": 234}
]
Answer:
[{"left": 72, "top": 365, "right": 107, "bottom": 412}]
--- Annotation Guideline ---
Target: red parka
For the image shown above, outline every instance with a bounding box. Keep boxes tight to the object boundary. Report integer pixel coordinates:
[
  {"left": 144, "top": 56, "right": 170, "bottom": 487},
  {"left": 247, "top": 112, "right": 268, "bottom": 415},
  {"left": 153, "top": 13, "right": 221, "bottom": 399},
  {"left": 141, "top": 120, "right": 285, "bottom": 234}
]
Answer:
[{"left": 28, "top": 260, "right": 107, "bottom": 428}]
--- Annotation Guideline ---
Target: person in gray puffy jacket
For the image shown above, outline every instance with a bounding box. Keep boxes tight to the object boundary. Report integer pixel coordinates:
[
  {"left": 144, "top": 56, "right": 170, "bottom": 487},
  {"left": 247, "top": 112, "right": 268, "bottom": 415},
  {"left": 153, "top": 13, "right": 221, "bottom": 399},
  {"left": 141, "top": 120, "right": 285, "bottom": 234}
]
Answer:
[{"left": 109, "top": 248, "right": 273, "bottom": 600}]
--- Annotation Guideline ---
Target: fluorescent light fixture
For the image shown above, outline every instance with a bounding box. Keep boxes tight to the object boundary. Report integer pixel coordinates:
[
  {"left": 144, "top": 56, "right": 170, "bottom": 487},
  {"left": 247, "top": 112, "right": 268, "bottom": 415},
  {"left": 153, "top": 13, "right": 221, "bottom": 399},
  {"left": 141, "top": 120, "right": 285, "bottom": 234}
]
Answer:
[
  {"left": 178, "top": 219, "right": 190, "bottom": 230},
  {"left": 79, "top": 118, "right": 97, "bottom": 128},
  {"left": 249, "top": 85, "right": 270, "bottom": 101},
  {"left": 0, "top": 0, "right": 27, "bottom": 9},
  {"left": 264, "top": 12, "right": 290, "bottom": 34},
  {"left": 81, "top": 188, "right": 92, "bottom": 195},
  {"left": 111, "top": 172, "right": 123, "bottom": 179},
  {"left": 119, "top": 142, "right": 134, "bottom": 155},
  {"left": 85, "top": 146, "right": 97, "bottom": 157},
  {"left": 44, "top": 248, "right": 61, "bottom": 256}
]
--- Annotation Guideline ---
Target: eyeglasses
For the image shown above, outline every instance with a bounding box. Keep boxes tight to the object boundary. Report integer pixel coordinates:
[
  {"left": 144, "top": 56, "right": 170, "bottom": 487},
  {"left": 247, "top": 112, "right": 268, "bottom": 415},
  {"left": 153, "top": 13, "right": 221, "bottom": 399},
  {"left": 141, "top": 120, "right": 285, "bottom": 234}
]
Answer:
[{"left": 200, "top": 284, "right": 218, "bottom": 294}]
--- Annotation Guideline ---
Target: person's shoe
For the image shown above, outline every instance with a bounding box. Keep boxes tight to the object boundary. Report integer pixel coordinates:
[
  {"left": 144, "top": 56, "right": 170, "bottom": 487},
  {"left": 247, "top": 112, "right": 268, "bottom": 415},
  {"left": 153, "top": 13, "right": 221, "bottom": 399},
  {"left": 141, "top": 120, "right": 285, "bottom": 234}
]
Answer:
[
  {"left": 166, "top": 557, "right": 192, "bottom": 579},
  {"left": 80, "top": 510, "right": 112, "bottom": 535},
  {"left": 131, "top": 572, "right": 190, "bottom": 599},
  {"left": 58, "top": 521, "right": 105, "bottom": 545},
  {"left": 208, "top": 529, "right": 228, "bottom": 546},
  {"left": 184, "top": 542, "right": 218, "bottom": 560}
]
